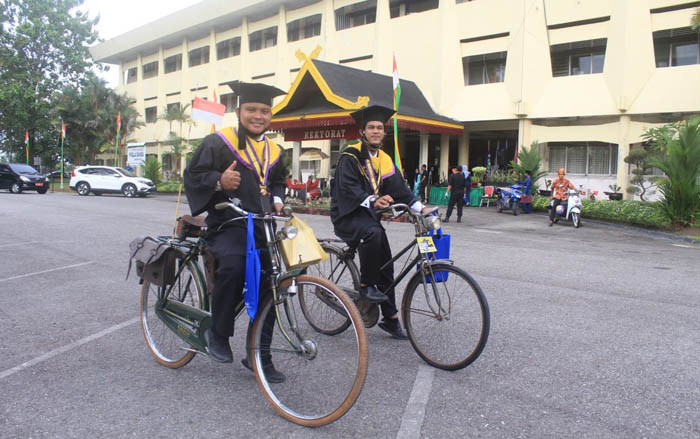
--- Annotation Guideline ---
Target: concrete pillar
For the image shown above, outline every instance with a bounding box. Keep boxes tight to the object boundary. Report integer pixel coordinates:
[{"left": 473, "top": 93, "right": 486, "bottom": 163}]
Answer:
[
  {"left": 240, "top": 18, "right": 250, "bottom": 80},
  {"left": 517, "top": 118, "right": 533, "bottom": 159},
  {"left": 616, "top": 115, "right": 631, "bottom": 199},
  {"left": 458, "top": 128, "right": 469, "bottom": 169},
  {"left": 208, "top": 28, "right": 216, "bottom": 98},
  {"left": 320, "top": 0, "right": 338, "bottom": 63},
  {"left": 276, "top": 5, "right": 289, "bottom": 90},
  {"left": 419, "top": 133, "right": 429, "bottom": 169},
  {"left": 372, "top": 0, "right": 392, "bottom": 74},
  {"left": 292, "top": 141, "right": 301, "bottom": 180},
  {"left": 435, "top": 0, "right": 461, "bottom": 113},
  {"left": 439, "top": 134, "right": 449, "bottom": 182}
]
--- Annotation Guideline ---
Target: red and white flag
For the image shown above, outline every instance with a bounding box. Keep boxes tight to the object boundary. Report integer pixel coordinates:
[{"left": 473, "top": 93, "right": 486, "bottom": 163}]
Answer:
[{"left": 192, "top": 97, "right": 225, "bottom": 126}]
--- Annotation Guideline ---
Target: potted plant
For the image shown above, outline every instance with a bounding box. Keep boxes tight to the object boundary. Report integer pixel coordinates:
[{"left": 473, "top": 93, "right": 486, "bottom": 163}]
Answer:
[
  {"left": 604, "top": 184, "right": 623, "bottom": 200},
  {"left": 538, "top": 179, "right": 552, "bottom": 197},
  {"left": 471, "top": 166, "right": 486, "bottom": 187}
]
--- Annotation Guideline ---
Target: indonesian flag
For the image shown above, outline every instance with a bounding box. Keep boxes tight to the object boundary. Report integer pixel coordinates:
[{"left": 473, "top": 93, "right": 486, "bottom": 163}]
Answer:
[
  {"left": 25, "top": 130, "right": 29, "bottom": 164},
  {"left": 61, "top": 121, "right": 66, "bottom": 139},
  {"left": 192, "top": 97, "right": 225, "bottom": 126},
  {"left": 392, "top": 55, "right": 403, "bottom": 175}
]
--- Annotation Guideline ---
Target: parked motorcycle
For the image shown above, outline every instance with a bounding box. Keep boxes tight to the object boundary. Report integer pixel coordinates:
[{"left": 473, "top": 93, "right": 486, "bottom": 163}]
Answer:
[
  {"left": 496, "top": 184, "right": 523, "bottom": 216},
  {"left": 548, "top": 190, "right": 583, "bottom": 228}
]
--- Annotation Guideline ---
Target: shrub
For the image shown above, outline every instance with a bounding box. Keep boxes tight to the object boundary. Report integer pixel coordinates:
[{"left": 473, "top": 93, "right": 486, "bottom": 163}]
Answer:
[
  {"left": 531, "top": 196, "right": 670, "bottom": 228},
  {"left": 156, "top": 181, "right": 182, "bottom": 193},
  {"left": 144, "top": 156, "right": 162, "bottom": 186},
  {"left": 471, "top": 166, "right": 486, "bottom": 186},
  {"left": 510, "top": 141, "right": 547, "bottom": 189},
  {"left": 649, "top": 117, "right": 700, "bottom": 228}
]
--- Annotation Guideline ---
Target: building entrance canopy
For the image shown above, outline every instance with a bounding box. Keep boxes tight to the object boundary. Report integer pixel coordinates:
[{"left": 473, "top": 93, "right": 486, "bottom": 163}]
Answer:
[{"left": 271, "top": 52, "right": 463, "bottom": 141}]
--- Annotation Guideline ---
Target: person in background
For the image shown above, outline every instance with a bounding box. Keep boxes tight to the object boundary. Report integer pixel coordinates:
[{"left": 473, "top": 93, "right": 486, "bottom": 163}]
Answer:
[
  {"left": 419, "top": 164, "right": 429, "bottom": 203},
  {"left": 549, "top": 168, "right": 575, "bottom": 226},
  {"left": 462, "top": 165, "right": 472, "bottom": 206},
  {"left": 519, "top": 170, "right": 533, "bottom": 213},
  {"left": 413, "top": 167, "right": 421, "bottom": 197},
  {"left": 444, "top": 164, "right": 467, "bottom": 223}
]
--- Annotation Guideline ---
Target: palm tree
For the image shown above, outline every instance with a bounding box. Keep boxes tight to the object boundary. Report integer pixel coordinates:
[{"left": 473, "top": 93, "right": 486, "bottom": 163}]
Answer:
[
  {"left": 692, "top": 7, "right": 700, "bottom": 31},
  {"left": 158, "top": 102, "right": 193, "bottom": 177}
]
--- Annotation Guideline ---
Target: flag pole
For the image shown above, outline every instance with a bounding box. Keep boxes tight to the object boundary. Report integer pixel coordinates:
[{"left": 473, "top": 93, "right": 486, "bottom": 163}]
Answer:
[{"left": 392, "top": 55, "right": 403, "bottom": 178}]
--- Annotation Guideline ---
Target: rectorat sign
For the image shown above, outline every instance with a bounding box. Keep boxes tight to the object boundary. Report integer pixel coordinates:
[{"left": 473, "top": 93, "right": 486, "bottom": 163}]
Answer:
[{"left": 284, "top": 126, "right": 360, "bottom": 142}]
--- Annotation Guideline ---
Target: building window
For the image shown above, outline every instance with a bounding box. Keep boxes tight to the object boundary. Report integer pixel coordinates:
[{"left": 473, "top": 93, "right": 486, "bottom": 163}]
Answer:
[
  {"left": 456, "top": 0, "right": 476, "bottom": 3},
  {"left": 249, "top": 27, "right": 278, "bottom": 52},
  {"left": 220, "top": 93, "right": 236, "bottom": 113},
  {"left": 548, "top": 142, "right": 617, "bottom": 175},
  {"left": 287, "top": 14, "right": 322, "bottom": 42},
  {"left": 124, "top": 67, "right": 137, "bottom": 84},
  {"left": 142, "top": 61, "right": 158, "bottom": 79},
  {"left": 462, "top": 51, "right": 507, "bottom": 85},
  {"left": 653, "top": 27, "right": 699, "bottom": 67},
  {"left": 188, "top": 46, "right": 210, "bottom": 67},
  {"left": 330, "top": 140, "right": 341, "bottom": 167},
  {"left": 164, "top": 54, "right": 182, "bottom": 74},
  {"left": 166, "top": 102, "right": 180, "bottom": 113},
  {"left": 335, "top": 1, "right": 376, "bottom": 31},
  {"left": 217, "top": 37, "right": 241, "bottom": 60},
  {"left": 390, "top": 0, "right": 439, "bottom": 18},
  {"left": 551, "top": 38, "right": 606, "bottom": 77},
  {"left": 145, "top": 106, "right": 157, "bottom": 124}
]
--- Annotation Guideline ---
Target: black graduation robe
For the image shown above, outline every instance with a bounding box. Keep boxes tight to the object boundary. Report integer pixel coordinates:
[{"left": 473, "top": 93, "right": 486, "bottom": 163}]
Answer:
[
  {"left": 183, "top": 127, "right": 286, "bottom": 246},
  {"left": 330, "top": 141, "right": 416, "bottom": 244}
]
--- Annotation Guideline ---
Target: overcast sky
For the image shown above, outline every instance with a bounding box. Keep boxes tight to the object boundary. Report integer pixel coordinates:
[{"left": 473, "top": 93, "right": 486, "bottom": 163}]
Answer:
[{"left": 81, "top": 0, "right": 202, "bottom": 87}]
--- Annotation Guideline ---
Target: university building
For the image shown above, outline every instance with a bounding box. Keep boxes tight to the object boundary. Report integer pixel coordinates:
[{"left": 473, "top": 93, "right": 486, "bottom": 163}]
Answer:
[{"left": 91, "top": 0, "right": 700, "bottom": 198}]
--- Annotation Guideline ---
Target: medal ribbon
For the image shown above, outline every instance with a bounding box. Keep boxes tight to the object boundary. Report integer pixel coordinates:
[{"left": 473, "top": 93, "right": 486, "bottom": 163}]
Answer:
[
  {"left": 364, "top": 159, "right": 381, "bottom": 196},
  {"left": 234, "top": 127, "right": 270, "bottom": 188}
]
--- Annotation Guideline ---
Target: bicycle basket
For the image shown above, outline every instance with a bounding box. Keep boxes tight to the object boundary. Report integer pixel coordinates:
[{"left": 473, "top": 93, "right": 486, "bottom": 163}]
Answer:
[
  {"left": 280, "top": 216, "right": 328, "bottom": 269},
  {"left": 415, "top": 228, "right": 450, "bottom": 283}
]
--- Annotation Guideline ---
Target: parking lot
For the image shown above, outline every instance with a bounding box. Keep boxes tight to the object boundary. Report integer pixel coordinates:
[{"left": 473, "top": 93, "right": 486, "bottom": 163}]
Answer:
[{"left": 1, "top": 191, "right": 699, "bottom": 438}]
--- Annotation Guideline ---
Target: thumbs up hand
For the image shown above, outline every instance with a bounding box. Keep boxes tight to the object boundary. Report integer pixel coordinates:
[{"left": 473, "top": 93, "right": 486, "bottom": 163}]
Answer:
[{"left": 220, "top": 160, "right": 241, "bottom": 191}]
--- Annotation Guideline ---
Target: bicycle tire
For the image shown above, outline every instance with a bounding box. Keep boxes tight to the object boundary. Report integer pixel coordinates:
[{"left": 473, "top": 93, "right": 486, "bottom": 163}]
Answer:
[
  {"left": 250, "top": 275, "right": 368, "bottom": 427},
  {"left": 301, "top": 244, "right": 357, "bottom": 334},
  {"left": 140, "top": 249, "right": 206, "bottom": 368},
  {"left": 402, "top": 263, "right": 489, "bottom": 371}
]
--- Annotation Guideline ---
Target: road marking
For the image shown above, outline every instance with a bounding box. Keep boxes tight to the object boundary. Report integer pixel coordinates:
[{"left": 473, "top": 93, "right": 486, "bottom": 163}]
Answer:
[
  {"left": 0, "top": 261, "right": 95, "bottom": 283},
  {"left": 0, "top": 242, "right": 39, "bottom": 248},
  {"left": 672, "top": 244, "right": 696, "bottom": 249},
  {"left": 471, "top": 229, "right": 502, "bottom": 234},
  {"left": 0, "top": 317, "right": 139, "bottom": 380},
  {"left": 396, "top": 365, "right": 435, "bottom": 439}
]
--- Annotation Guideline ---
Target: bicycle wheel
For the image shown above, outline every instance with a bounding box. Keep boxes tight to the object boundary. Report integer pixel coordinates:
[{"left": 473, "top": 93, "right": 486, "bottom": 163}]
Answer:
[
  {"left": 250, "top": 275, "right": 368, "bottom": 427},
  {"left": 140, "top": 250, "right": 206, "bottom": 368},
  {"left": 402, "top": 263, "right": 489, "bottom": 371},
  {"left": 301, "top": 244, "right": 357, "bottom": 334}
]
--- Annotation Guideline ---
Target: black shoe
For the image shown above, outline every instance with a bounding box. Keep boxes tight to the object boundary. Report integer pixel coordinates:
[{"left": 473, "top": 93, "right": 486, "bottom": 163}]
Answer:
[
  {"left": 241, "top": 358, "right": 286, "bottom": 384},
  {"left": 456, "top": 218, "right": 461, "bottom": 223},
  {"left": 378, "top": 318, "right": 408, "bottom": 340},
  {"left": 548, "top": 220, "right": 554, "bottom": 227},
  {"left": 359, "top": 285, "right": 388, "bottom": 303},
  {"left": 443, "top": 217, "right": 449, "bottom": 223},
  {"left": 204, "top": 328, "right": 233, "bottom": 363}
]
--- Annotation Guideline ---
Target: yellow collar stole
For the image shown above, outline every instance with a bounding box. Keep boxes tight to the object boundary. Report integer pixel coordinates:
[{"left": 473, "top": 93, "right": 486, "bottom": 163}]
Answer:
[
  {"left": 217, "top": 127, "right": 282, "bottom": 188},
  {"left": 346, "top": 142, "right": 396, "bottom": 195}
]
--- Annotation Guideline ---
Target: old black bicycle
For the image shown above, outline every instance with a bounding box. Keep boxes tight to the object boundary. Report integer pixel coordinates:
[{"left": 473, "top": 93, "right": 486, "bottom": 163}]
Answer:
[
  {"left": 307, "top": 203, "right": 489, "bottom": 371},
  {"left": 137, "top": 201, "right": 368, "bottom": 427}
]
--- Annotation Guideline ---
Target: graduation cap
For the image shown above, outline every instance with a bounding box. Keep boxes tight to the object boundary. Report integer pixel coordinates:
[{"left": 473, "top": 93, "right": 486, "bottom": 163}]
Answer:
[
  {"left": 350, "top": 105, "right": 396, "bottom": 129},
  {"left": 226, "top": 80, "right": 286, "bottom": 107}
]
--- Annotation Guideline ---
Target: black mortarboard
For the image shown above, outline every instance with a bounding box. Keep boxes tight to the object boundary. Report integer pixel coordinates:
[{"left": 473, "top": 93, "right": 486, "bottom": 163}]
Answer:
[
  {"left": 226, "top": 80, "right": 286, "bottom": 107},
  {"left": 350, "top": 105, "right": 396, "bottom": 129}
]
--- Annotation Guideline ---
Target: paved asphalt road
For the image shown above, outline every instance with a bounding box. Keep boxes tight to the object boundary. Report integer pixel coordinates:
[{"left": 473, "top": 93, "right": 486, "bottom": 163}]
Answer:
[{"left": 1, "top": 191, "right": 699, "bottom": 438}]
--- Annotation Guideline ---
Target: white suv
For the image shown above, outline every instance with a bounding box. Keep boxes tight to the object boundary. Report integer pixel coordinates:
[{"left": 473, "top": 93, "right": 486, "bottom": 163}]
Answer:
[{"left": 70, "top": 166, "right": 156, "bottom": 197}]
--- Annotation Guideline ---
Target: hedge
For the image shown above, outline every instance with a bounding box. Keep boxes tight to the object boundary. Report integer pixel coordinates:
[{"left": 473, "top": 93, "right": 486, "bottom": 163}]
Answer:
[
  {"left": 156, "top": 181, "right": 183, "bottom": 193},
  {"left": 531, "top": 195, "right": 671, "bottom": 228}
]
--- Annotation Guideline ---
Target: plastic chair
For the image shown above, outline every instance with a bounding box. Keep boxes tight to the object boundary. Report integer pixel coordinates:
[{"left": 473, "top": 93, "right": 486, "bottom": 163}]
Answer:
[{"left": 480, "top": 185, "right": 497, "bottom": 207}]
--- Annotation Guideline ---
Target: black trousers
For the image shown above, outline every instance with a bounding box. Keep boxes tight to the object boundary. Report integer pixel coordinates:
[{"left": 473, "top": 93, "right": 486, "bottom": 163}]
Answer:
[
  {"left": 549, "top": 198, "right": 566, "bottom": 221},
  {"left": 419, "top": 184, "right": 428, "bottom": 203},
  {"left": 206, "top": 228, "right": 276, "bottom": 362},
  {"left": 445, "top": 194, "right": 464, "bottom": 219},
  {"left": 357, "top": 225, "right": 398, "bottom": 318}
]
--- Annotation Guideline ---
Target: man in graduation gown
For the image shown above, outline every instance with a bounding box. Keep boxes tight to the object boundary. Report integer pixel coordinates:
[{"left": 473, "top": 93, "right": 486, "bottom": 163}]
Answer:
[
  {"left": 183, "top": 81, "right": 287, "bottom": 382},
  {"left": 330, "top": 105, "right": 430, "bottom": 339}
]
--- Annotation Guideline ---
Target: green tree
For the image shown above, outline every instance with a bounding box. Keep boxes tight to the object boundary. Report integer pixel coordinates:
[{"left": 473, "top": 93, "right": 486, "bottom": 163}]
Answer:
[
  {"left": 143, "top": 155, "right": 161, "bottom": 185},
  {"left": 510, "top": 141, "right": 547, "bottom": 189},
  {"left": 691, "top": 7, "right": 699, "bottom": 31},
  {"left": 623, "top": 146, "right": 659, "bottom": 201},
  {"left": 158, "top": 103, "right": 193, "bottom": 177},
  {"left": 0, "top": 0, "right": 99, "bottom": 164},
  {"left": 649, "top": 117, "right": 700, "bottom": 228}
]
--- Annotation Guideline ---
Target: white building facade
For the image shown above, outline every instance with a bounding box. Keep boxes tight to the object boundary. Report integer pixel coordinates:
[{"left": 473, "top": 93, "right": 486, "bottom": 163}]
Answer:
[{"left": 91, "top": 0, "right": 700, "bottom": 198}]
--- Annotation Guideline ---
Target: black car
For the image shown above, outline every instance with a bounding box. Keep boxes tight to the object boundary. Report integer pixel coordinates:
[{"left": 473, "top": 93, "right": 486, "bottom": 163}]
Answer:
[{"left": 0, "top": 163, "right": 50, "bottom": 194}]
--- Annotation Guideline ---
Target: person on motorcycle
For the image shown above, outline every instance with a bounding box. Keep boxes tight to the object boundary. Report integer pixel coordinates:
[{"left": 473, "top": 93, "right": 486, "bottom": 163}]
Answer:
[
  {"left": 549, "top": 168, "right": 575, "bottom": 226},
  {"left": 330, "top": 105, "right": 431, "bottom": 340}
]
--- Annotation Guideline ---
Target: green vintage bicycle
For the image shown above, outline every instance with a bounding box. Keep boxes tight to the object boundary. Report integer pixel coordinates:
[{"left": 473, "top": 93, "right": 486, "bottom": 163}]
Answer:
[{"left": 138, "top": 200, "right": 368, "bottom": 427}]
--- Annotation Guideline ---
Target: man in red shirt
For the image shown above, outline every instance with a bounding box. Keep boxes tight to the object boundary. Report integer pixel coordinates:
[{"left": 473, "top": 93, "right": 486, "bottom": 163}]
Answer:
[{"left": 549, "top": 168, "right": 575, "bottom": 226}]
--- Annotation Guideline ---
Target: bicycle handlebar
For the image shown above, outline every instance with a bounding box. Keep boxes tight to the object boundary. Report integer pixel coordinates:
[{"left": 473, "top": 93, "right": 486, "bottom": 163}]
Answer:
[{"left": 215, "top": 198, "right": 292, "bottom": 222}]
